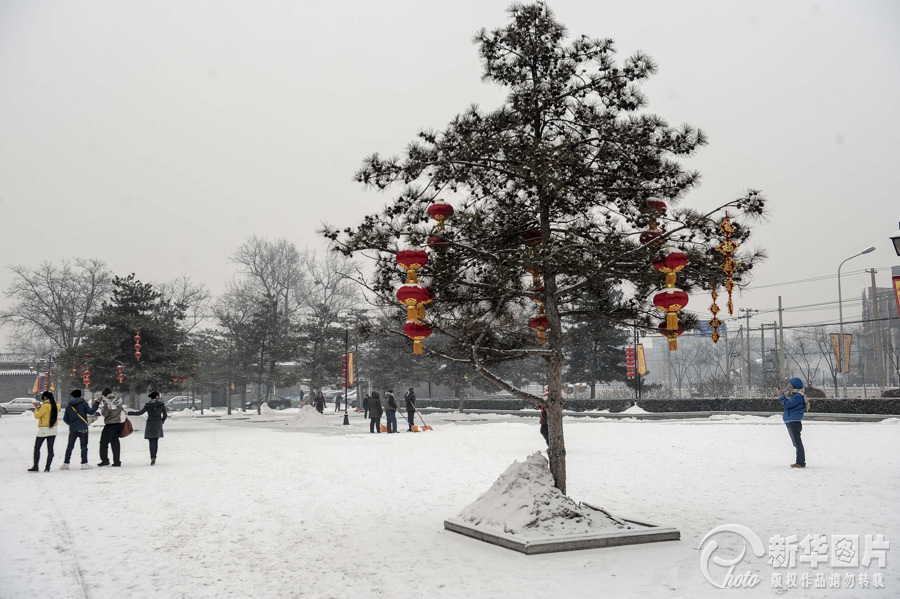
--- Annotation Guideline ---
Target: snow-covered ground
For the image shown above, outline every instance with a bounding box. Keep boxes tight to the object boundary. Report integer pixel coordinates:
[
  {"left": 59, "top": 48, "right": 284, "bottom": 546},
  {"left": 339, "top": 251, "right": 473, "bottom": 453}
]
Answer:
[{"left": 0, "top": 409, "right": 897, "bottom": 598}]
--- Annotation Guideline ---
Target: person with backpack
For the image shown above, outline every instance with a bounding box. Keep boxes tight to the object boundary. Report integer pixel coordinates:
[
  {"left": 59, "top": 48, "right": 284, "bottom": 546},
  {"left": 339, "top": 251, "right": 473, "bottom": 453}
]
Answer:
[
  {"left": 97, "top": 388, "right": 125, "bottom": 467},
  {"left": 29, "top": 391, "right": 60, "bottom": 472},
  {"left": 384, "top": 389, "right": 399, "bottom": 433},
  {"left": 61, "top": 389, "right": 101, "bottom": 470},
  {"left": 368, "top": 391, "right": 383, "bottom": 433},
  {"left": 403, "top": 387, "right": 417, "bottom": 431},
  {"left": 127, "top": 391, "right": 167, "bottom": 465},
  {"left": 779, "top": 377, "right": 809, "bottom": 468}
]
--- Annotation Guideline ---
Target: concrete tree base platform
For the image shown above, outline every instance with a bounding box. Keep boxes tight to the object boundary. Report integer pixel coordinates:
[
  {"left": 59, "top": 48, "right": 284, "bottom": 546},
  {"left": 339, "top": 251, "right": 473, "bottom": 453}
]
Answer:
[{"left": 444, "top": 503, "right": 680, "bottom": 555}]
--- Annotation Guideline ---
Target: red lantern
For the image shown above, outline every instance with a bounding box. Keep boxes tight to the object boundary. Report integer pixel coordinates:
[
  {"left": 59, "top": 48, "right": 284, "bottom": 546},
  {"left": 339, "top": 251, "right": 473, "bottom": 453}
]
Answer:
[
  {"left": 396, "top": 250, "right": 428, "bottom": 283},
  {"left": 652, "top": 250, "right": 688, "bottom": 288},
  {"left": 522, "top": 229, "right": 542, "bottom": 247},
  {"left": 403, "top": 321, "right": 433, "bottom": 355},
  {"left": 396, "top": 284, "right": 431, "bottom": 321},
  {"left": 427, "top": 232, "right": 453, "bottom": 250},
  {"left": 653, "top": 288, "right": 689, "bottom": 331},
  {"left": 658, "top": 321, "right": 685, "bottom": 351},
  {"left": 529, "top": 286, "right": 545, "bottom": 305},
  {"left": 116, "top": 365, "right": 125, "bottom": 384},
  {"left": 647, "top": 199, "right": 667, "bottom": 217},
  {"left": 134, "top": 329, "right": 142, "bottom": 361},
  {"left": 639, "top": 230, "right": 662, "bottom": 246},
  {"left": 528, "top": 314, "right": 549, "bottom": 344},
  {"left": 426, "top": 199, "right": 454, "bottom": 232}
]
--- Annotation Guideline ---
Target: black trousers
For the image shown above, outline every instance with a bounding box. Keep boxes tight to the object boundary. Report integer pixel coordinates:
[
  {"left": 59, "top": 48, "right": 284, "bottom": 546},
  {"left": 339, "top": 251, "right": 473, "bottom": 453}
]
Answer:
[
  {"left": 540, "top": 422, "right": 549, "bottom": 446},
  {"left": 785, "top": 421, "right": 805, "bottom": 466},
  {"left": 364, "top": 408, "right": 369, "bottom": 418},
  {"left": 33, "top": 436, "right": 56, "bottom": 469},
  {"left": 148, "top": 438, "right": 160, "bottom": 459},
  {"left": 407, "top": 410, "right": 415, "bottom": 429},
  {"left": 370, "top": 417, "right": 381, "bottom": 433},
  {"left": 99, "top": 423, "right": 121, "bottom": 464},
  {"left": 64, "top": 431, "right": 89, "bottom": 464}
]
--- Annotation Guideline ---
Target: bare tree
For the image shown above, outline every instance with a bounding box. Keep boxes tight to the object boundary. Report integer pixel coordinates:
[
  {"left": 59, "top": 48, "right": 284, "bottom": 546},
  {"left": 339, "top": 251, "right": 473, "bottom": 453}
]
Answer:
[
  {"left": 231, "top": 236, "right": 305, "bottom": 318},
  {"left": 158, "top": 276, "right": 211, "bottom": 333},
  {"left": 1, "top": 258, "right": 112, "bottom": 353}
]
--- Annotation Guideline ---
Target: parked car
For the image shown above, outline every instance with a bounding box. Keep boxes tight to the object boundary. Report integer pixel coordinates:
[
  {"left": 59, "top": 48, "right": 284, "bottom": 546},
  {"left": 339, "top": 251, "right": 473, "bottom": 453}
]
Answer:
[
  {"left": 165, "top": 396, "right": 205, "bottom": 412},
  {"left": 244, "top": 396, "right": 292, "bottom": 411},
  {"left": 1, "top": 397, "right": 37, "bottom": 414}
]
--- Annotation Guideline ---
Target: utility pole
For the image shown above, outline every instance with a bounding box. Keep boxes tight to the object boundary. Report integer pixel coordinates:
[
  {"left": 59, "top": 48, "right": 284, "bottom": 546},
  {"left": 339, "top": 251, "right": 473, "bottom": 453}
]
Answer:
[
  {"left": 739, "top": 326, "right": 748, "bottom": 396},
  {"left": 760, "top": 323, "right": 766, "bottom": 378},
  {"left": 869, "top": 268, "right": 885, "bottom": 391},
  {"left": 778, "top": 296, "right": 785, "bottom": 382},
  {"left": 724, "top": 326, "right": 731, "bottom": 391},
  {"left": 740, "top": 308, "right": 758, "bottom": 395}
]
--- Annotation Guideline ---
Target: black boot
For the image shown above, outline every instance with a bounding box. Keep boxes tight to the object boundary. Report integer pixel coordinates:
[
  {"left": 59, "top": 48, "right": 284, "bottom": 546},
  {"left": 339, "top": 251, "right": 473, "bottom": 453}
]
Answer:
[
  {"left": 45, "top": 455, "right": 53, "bottom": 472},
  {"left": 28, "top": 465, "right": 39, "bottom": 472}
]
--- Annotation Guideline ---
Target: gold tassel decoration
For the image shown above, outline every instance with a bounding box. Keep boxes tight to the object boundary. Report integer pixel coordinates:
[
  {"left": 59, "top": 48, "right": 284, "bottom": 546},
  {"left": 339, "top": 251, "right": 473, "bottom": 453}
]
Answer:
[
  {"left": 667, "top": 312, "right": 678, "bottom": 331},
  {"left": 669, "top": 338, "right": 678, "bottom": 351},
  {"left": 413, "top": 341, "right": 423, "bottom": 355}
]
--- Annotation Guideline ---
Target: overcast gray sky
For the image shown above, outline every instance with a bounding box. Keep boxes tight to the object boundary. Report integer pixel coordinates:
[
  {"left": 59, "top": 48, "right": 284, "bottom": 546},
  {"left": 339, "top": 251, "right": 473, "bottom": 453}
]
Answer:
[{"left": 1, "top": 0, "right": 898, "bottom": 348}]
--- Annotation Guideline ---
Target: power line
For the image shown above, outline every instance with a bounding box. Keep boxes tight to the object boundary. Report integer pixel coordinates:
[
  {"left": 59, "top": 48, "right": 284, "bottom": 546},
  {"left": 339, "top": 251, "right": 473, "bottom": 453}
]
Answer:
[{"left": 744, "top": 265, "right": 896, "bottom": 291}]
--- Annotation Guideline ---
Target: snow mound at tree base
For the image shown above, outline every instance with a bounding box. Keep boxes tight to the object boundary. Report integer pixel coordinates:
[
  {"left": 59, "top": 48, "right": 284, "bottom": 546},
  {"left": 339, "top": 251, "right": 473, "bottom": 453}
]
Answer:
[
  {"left": 287, "top": 405, "right": 329, "bottom": 428},
  {"left": 457, "top": 452, "right": 635, "bottom": 539}
]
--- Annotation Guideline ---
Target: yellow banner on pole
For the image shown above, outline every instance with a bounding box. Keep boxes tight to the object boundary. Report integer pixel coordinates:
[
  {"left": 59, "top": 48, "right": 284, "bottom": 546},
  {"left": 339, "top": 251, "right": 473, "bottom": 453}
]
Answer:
[
  {"left": 30, "top": 375, "right": 40, "bottom": 394},
  {"left": 347, "top": 352, "right": 354, "bottom": 386},
  {"left": 843, "top": 334, "right": 852, "bottom": 374},
  {"left": 830, "top": 333, "right": 842, "bottom": 372},
  {"left": 893, "top": 276, "right": 900, "bottom": 319},
  {"left": 636, "top": 344, "right": 648, "bottom": 376}
]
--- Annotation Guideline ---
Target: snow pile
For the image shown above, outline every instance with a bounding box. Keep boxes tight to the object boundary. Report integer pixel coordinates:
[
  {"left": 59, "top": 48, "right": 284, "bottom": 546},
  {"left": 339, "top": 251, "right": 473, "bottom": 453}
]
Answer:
[
  {"left": 287, "top": 405, "right": 329, "bottom": 428},
  {"left": 880, "top": 417, "right": 900, "bottom": 425},
  {"left": 168, "top": 408, "right": 200, "bottom": 418},
  {"left": 457, "top": 452, "right": 633, "bottom": 538},
  {"left": 621, "top": 403, "right": 647, "bottom": 414}
]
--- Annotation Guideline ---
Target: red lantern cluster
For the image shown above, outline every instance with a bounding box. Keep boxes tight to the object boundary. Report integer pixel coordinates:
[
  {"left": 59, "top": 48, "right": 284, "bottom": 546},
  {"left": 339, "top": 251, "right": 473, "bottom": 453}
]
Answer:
[
  {"left": 652, "top": 249, "right": 688, "bottom": 288},
  {"left": 341, "top": 353, "right": 348, "bottom": 388},
  {"left": 646, "top": 198, "right": 688, "bottom": 348},
  {"left": 116, "top": 365, "right": 125, "bottom": 384},
  {"left": 625, "top": 347, "right": 636, "bottom": 379},
  {"left": 134, "top": 329, "right": 142, "bottom": 361},
  {"left": 81, "top": 355, "right": 92, "bottom": 389}
]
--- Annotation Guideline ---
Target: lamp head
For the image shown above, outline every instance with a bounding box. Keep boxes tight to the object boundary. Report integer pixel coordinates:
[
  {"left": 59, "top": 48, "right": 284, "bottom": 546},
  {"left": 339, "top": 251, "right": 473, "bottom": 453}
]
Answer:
[
  {"left": 892, "top": 223, "right": 900, "bottom": 257},
  {"left": 861, "top": 246, "right": 876, "bottom": 254}
]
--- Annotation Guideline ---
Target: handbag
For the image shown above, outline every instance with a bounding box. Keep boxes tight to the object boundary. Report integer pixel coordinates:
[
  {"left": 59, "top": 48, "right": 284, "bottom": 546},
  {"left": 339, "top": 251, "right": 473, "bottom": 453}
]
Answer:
[{"left": 120, "top": 418, "right": 134, "bottom": 438}]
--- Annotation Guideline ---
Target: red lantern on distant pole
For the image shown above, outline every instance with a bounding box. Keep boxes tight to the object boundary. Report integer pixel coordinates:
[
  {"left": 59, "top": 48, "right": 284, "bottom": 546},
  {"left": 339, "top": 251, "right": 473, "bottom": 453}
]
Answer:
[
  {"left": 625, "top": 346, "right": 636, "bottom": 379},
  {"left": 403, "top": 321, "right": 433, "bottom": 355},
  {"left": 116, "top": 365, "right": 125, "bottom": 384},
  {"left": 653, "top": 288, "right": 689, "bottom": 331},
  {"left": 134, "top": 329, "right": 142, "bottom": 361},
  {"left": 81, "top": 355, "right": 92, "bottom": 389}
]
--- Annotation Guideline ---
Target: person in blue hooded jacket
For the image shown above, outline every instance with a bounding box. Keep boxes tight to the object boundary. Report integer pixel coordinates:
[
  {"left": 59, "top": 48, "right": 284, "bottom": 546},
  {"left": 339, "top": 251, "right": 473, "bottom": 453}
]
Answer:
[
  {"left": 61, "top": 389, "right": 101, "bottom": 470},
  {"left": 778, "top": 377, "right": 809, "bottom": 468}
]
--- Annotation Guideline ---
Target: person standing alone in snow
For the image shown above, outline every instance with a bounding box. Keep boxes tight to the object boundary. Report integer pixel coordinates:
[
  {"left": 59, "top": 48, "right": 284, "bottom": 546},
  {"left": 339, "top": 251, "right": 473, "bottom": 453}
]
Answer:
[
  {"left": 128, "top": 391, "right": 167, "bottom": 465},
  {"left": 314, "top": 391, "right": 325, "bottom": 414},
  {"left": 29, "top": 391, "right": 60, "bottom": 472},
  {"left": 779, "top": 377, "right": 809, "bottom": 468},
  {"left": 62, "top": 390, "right": 101, "bottom": 470},
  {"left": 97, "top": 388, "right": 125, "bottom": 467}
]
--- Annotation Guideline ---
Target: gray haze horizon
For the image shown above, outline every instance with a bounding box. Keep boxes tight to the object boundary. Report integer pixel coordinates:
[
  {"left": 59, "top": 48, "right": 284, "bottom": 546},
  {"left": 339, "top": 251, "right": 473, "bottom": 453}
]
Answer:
[{"left": 1, "top": 0, "right": 898, "bottom": 352}]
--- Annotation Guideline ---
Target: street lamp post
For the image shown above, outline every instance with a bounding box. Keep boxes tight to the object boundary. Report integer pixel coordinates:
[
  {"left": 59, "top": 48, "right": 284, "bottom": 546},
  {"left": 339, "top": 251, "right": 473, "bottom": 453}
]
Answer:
[
  {"left": 838, "top": 246, "right": 876, "bottom": 398},
  {"left": 891, "top": 222, "right": 900, "bottom": 256},
  {"left": 343, "top": 328, "right": 350, "bottom": 426}
]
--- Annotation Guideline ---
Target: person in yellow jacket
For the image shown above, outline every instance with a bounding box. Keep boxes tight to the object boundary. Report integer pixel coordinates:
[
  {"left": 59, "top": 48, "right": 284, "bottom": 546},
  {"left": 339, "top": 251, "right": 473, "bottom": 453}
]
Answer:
[{"left": 29, "top": 391, "right": 60, "bottom": 472}]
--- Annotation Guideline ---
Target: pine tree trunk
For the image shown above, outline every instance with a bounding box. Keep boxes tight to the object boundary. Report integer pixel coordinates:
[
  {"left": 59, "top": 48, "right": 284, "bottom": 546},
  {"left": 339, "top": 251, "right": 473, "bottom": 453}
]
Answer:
[{"left": 545, "top": 354, "right": 567, "bottom": 495}]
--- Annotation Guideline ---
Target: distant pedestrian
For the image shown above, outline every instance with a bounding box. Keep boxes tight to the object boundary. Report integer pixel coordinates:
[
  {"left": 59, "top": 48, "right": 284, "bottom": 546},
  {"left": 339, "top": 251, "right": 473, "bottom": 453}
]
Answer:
[
  {"left": 334, "top": 394, "right": 342, "bottom": 412},
  {"left": 127, "top": 391, "right": 167, "bottom": 466},
  {"left": 97, "top": 388, "right": 125, "bottom": 467},
  {"left": 315, "top": 391, "right": 325, "bottom": 414},
  {"left": 779, "top": 377, "right": 809, "bottom": 468},
  {"left": 29, "top": 391, "right": 60, "bottom": 472},
  {"left": 368, "top": 391, "right": 383, "bottom": 433},
  {"left": 299, "top": 389, "right": 305, "bottom": 405},
  {"left": 384, "top": 389, "right": 399, "bottom": 433},
  {"left": 404, "top": 387, "right": 417, "bottom": 431},
  {"left": 362, "top": 394, "right": 370, "bottom": 419},
  {"left": 539, "top": 405, "right": 549, "bottom": 446},
  {"left": 61, "top": 390, "right": 101, "bottom": 470}
]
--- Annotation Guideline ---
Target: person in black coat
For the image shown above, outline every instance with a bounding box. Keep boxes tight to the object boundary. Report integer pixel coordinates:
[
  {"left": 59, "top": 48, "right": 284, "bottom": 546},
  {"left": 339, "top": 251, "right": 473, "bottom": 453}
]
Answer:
[
  {"left": 127, "top": 391, "right": 167, "bottom": 465},
  {"left": 368, "top": 392, "right": 383, "bottom": 433},
  {"left": 404, "top": 387, "right": 417, "bottom": 431},
  {"left": 314, "top": 391, "right": 325, "bottom": 414},
  {"left": 362, "top": 394, "right": 370, "bottom": 419}
]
